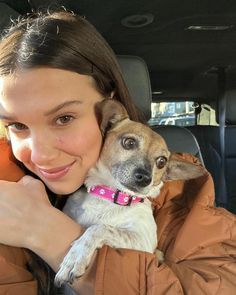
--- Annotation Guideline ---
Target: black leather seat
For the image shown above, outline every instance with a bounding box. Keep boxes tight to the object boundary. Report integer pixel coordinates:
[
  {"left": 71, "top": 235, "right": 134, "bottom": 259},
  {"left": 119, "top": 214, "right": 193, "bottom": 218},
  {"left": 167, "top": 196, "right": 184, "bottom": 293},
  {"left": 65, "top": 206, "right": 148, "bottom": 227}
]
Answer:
[
  {"left": 188, "top": 90, "right": 236, "bottom": 213},
  {"left": 188, "top": 125, "right": 220, "bottom": 200},
  {"left": 224, "top": 90, "right": 236, "bottom": 213},
  {"left": 117, "top": 55, "right": 204, "bottom": 164},
  {"left": 117, "top": 55, "right": 152, "bottom": 120}
]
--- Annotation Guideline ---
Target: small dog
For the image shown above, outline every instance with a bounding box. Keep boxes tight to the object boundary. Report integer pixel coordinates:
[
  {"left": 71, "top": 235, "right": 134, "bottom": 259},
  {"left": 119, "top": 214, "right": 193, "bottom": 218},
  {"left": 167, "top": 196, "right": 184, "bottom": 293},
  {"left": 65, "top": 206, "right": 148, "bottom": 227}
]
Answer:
[{"left": 55, "top": 99, "right": 205, "bottom": 285}]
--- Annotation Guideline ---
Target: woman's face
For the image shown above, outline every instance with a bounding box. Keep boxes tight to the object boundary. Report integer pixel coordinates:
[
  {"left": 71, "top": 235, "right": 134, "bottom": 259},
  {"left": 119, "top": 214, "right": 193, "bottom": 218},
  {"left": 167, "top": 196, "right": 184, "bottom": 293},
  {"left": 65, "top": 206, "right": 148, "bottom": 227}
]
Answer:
[{"left": 0, "top": 68, "right": 103, "bottom": 194}]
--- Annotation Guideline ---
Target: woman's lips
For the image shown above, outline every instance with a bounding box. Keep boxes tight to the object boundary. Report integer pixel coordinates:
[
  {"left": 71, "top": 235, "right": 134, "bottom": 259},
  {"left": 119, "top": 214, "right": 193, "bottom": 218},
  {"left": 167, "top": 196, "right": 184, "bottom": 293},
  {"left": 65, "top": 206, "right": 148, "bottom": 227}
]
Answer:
[{"left": 38, "top": 161, "right": 75, "bottom": 180}]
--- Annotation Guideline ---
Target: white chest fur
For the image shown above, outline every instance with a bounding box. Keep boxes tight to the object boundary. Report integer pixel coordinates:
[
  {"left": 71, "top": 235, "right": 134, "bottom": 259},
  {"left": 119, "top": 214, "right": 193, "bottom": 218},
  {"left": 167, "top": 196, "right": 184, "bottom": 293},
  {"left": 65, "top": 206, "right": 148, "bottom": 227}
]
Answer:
[{"left": 63, "top": 186, "right": 157, "bottom": 253}]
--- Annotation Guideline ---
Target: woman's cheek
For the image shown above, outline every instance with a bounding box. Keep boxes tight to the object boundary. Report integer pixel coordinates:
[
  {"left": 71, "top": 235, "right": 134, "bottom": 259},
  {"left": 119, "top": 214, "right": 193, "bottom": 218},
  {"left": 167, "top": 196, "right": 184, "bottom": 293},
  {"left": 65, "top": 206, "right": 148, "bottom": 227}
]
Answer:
[
  {"left": 56, "top": 134, "right": 91, "bottom": 156},
  {"left": 55, "top": 134, "right": 76, "bottom": 150},
  {"left": 11, "top": 139, "right": 31, "bottom": 164},
  {"left": 56, "top": 126, "right": 102, "bottom": 156},
  {"left": 55, "top": 135, "right": 66, "bottom": 146}
]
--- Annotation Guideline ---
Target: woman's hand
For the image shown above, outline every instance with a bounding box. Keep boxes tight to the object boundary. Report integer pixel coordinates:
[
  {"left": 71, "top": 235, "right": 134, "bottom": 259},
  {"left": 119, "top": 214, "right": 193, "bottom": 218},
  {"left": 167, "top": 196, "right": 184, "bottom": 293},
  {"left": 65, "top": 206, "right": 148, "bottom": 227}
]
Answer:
[
  {"left": 0, "top": 176, "right": 51, "bottom": 247},
  {"left": 0, "top": 176, "right": 83, "bottom": 271}
]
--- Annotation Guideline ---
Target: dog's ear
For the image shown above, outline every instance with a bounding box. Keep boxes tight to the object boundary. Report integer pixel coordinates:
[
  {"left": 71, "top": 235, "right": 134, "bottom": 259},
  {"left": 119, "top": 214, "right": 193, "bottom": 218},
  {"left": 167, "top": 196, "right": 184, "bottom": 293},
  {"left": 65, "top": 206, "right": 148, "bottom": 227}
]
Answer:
[
  {"left": 164, "top": 155, "right": 206, "bottom": 181},
  {"left": 95, "top": 99, "right": 129, "bottom": 136}
]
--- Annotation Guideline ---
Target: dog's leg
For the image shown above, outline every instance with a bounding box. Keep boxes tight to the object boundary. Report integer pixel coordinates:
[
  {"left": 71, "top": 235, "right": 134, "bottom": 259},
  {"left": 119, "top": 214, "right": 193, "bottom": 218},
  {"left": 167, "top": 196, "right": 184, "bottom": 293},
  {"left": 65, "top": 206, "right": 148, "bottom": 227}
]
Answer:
[{"left": 54, "top": 224, "right": 145, "bottom": 286}]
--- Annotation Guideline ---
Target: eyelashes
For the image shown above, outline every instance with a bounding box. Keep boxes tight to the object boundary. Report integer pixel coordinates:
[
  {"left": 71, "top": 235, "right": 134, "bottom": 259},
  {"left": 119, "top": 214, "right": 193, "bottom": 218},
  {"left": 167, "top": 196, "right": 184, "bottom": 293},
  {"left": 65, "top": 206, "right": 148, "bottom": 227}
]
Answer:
[
  {"left": 4, "top": 114, "right": 77, "bottom": 131},
  {"left": 55, "top": 115, "right": 75, "bottom": 125},
  {"left": 5, "top": 122, "right": 28, "bottom": 132}
]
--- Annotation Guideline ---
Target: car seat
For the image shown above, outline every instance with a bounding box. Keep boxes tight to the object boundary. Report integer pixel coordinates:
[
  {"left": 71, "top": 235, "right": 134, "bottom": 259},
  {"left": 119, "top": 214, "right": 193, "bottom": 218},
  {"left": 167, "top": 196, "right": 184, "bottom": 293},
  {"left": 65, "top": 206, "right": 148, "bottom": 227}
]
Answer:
[{"left": 117, "top": 55, "right": 204, "bottom": 164}]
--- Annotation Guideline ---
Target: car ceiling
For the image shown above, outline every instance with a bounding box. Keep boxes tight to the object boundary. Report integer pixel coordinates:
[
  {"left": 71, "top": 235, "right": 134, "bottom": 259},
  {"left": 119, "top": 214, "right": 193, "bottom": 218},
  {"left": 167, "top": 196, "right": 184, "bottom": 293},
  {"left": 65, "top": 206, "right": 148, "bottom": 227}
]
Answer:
[{"left": 1, "top": 0, "right": 236, "bottom": 101}]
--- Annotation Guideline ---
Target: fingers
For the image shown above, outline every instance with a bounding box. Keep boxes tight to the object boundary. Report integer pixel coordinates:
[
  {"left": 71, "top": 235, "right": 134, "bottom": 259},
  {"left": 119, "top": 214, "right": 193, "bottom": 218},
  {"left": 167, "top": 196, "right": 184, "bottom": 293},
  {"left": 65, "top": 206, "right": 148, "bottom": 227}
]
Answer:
[
  {"left": 18, "top": 175, "right": 50, "bottom": 203},
  {"left": 18, "top": 175, "right": 34, "bottom": 185},
  {"left": 18, "top": 175, "right": 41, "bottom": 185}
]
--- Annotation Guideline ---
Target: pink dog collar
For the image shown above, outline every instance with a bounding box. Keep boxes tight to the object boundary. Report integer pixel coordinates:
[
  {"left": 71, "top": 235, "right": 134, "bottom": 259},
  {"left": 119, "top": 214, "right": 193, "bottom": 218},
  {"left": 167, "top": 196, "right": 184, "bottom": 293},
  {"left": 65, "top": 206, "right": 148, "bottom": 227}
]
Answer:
[{"left": 88, "top": 185, "right": 144, "bottom": 206}]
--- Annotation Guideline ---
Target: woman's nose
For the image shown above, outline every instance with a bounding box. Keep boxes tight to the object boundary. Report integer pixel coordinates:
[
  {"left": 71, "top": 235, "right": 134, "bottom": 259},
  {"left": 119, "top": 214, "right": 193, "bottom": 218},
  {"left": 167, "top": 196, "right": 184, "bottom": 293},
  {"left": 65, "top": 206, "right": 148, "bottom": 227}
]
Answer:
[{"left": 26, "top": 133, "right": 59, "bottom": 165}]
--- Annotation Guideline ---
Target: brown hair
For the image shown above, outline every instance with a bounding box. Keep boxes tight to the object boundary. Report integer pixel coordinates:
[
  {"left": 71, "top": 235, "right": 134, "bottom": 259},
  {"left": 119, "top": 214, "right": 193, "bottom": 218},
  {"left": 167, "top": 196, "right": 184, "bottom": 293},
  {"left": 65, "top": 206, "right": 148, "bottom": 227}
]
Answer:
[
  {"left": 0, "top": 10, "right": 144, "bottom": 295},
  {"left": 0, "top": 11, "right": 142, "bottom": 122}
]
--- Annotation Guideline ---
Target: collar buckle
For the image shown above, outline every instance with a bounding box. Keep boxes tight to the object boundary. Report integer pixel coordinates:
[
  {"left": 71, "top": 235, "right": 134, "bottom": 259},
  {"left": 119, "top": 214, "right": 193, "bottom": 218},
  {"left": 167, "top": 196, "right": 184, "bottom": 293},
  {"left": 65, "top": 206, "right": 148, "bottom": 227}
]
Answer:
[{"left": 113, "top": 189, "right": 143, "bottom": 206}]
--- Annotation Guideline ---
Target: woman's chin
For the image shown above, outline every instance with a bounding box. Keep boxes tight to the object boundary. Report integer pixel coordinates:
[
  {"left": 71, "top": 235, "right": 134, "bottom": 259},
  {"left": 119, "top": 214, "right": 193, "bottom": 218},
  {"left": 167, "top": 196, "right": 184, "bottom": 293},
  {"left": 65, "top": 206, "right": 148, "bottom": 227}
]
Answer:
[{"left": 46, "top": 182, "right": 82, "bottom": 195}]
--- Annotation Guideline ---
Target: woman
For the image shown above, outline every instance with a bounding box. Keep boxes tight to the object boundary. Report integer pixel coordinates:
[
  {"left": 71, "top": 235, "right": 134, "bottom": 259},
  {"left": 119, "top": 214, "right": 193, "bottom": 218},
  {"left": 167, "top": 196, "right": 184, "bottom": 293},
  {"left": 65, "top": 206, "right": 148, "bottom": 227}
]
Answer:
[{"left": 0, "top": 10, "right": 236, "bottom": 295}]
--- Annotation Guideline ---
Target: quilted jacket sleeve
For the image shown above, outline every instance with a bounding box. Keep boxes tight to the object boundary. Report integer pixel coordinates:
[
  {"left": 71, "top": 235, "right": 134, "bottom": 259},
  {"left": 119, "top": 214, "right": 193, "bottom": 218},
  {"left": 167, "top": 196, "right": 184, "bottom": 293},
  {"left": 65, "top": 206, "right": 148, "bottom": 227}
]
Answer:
[
  {"left": 0, "top": 245, "right": 37, "bottom": 295},
  {"left": 0, "top": 139, "right": 37, "bottom": 294},
  {"left": 93, "top": 155, "right": 236, "bottom": 295}
]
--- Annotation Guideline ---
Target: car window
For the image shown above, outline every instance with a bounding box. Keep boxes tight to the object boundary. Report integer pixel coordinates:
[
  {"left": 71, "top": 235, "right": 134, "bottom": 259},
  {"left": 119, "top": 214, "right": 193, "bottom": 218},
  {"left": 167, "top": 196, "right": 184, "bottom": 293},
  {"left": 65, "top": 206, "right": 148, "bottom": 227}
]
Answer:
[{"left": 148, "top": 101, "right": 218, "bottom": 127}]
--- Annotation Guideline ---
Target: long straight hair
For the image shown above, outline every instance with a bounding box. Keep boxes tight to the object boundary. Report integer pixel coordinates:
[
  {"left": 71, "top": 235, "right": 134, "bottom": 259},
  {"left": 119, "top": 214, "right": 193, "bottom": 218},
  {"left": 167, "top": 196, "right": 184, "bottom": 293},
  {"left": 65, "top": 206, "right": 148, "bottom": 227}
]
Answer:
[
  {"left": 0, "top": 10, "right": 143, "bottom": 122},
  {"left": 0, "top": 10, "right": 144, "bottom": 295}
]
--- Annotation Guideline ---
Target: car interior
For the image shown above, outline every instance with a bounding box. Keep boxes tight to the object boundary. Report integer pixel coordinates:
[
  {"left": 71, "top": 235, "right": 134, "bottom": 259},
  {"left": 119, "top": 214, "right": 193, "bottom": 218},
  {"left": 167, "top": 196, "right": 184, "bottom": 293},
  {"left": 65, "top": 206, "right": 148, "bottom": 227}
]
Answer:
[{"left": 0, "top": 0, "right": 236, "bottom": 214}]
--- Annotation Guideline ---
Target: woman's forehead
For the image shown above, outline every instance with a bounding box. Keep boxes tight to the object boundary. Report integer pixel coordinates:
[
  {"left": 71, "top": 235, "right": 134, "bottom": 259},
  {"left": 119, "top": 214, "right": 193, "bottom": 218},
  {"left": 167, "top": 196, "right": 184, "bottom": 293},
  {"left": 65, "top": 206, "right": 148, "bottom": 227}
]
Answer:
[
  {"left": 0, "top": 68, "right": 98, "bottom": 102},
  {"left": 0, "top": 68, "right": 103, "bottom": 121}
]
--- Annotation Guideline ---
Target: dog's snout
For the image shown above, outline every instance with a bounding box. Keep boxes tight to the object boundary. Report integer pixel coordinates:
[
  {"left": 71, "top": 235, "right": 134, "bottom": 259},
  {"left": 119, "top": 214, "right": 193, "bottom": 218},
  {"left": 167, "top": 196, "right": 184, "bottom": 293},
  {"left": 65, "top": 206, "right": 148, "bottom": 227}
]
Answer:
[{"left": 133, "top": 168, "right": 152, "bottom": 187}]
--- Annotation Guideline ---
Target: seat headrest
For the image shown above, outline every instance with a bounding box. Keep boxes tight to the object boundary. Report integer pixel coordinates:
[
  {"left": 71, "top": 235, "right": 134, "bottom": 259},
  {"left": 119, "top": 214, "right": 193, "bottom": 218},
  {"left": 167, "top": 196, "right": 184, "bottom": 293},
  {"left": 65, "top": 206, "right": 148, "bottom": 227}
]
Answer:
[
  {"left": 154, "top": 125, "right": 204, "bottom": 164},
  {"left": 117, "top": 55, "right": 152, "bottom": 120}
]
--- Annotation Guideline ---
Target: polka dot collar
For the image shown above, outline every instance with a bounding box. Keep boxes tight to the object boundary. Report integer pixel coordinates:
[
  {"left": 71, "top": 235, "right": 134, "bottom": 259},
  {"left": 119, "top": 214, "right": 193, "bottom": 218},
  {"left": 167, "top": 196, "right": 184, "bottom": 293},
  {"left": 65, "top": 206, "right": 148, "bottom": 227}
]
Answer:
[{"left": 88, "top": 185, "right": 144, "bottom": 206}]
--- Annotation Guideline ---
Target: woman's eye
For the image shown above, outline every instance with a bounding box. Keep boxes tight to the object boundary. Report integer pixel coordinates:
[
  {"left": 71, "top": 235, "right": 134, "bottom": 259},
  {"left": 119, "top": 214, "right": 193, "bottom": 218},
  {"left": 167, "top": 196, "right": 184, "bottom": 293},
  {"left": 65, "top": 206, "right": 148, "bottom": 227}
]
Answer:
[
  {"left": 121, "top": 137, "right": 137, "bottom": 150},
  {"left": 56, "top": 115, "right": 74, "bottom": 125},
  {"left": 156, "top": 156, "right": 167, "bottom": 169},
  {"left": 5, "top": 122, "right": 28, "bottom": 132}
]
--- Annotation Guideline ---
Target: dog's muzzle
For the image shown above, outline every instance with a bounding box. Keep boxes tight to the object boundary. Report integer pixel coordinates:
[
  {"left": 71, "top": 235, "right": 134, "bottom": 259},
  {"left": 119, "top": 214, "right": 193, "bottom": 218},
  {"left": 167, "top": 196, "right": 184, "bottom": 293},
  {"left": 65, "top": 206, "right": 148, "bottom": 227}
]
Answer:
[
  {"left": 112, "top": 160, "right": 153, "bottom": 193},
  {"left": 133, "top": 168, "right": 152, "bottom": 187}
]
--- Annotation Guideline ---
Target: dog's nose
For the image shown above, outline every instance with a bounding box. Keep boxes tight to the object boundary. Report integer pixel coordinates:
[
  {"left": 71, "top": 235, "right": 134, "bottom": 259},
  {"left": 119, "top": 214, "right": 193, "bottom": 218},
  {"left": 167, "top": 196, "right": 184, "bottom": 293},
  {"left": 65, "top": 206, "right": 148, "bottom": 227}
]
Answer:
[{"left": 133, "top": 168, "right": 152, "bottom": 187}]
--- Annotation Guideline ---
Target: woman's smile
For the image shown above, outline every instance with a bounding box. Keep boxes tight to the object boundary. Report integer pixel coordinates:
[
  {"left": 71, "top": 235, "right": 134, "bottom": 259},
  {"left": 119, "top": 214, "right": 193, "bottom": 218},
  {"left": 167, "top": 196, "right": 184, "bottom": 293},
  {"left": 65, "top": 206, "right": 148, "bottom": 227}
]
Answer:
[{"left": 37, "top": 161, "right": 76, "bottom": 180}]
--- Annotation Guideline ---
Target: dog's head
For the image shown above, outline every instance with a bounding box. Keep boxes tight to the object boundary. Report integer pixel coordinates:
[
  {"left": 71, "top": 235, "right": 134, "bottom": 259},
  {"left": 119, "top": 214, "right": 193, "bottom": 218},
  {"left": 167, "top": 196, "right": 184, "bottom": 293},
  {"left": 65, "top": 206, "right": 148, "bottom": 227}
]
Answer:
[{"left": 87, "top": 99, "right": 205, "bottom": 198}]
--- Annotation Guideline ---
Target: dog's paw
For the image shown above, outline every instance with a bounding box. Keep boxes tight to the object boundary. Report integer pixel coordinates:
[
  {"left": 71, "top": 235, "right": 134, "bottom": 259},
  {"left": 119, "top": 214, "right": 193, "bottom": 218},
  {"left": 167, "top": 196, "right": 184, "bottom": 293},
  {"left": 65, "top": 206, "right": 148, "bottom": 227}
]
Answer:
[{"left": 54, "top": 242, "right": 90, "bottom": 286}]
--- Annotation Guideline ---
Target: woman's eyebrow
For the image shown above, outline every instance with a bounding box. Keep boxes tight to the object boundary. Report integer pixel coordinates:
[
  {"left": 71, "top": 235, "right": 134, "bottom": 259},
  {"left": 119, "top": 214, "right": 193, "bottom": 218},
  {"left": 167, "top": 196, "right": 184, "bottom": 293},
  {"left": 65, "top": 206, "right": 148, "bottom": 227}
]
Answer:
[
  {"left": 44, "top": 100, "right": 82, "bottom": 116},
  {"left": 0, "top": 100, "right": 82, "bottom": 120},
  {"left": 0, "top": 112, "right": 14, "bottom": 120}
]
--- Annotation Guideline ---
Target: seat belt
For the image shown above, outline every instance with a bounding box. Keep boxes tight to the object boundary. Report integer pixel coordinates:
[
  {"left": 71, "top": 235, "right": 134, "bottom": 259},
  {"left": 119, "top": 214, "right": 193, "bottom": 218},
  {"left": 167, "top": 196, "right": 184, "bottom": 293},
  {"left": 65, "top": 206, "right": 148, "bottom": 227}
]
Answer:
[{"left": 217, "top": 67, "right": 227, "bottom": 208}]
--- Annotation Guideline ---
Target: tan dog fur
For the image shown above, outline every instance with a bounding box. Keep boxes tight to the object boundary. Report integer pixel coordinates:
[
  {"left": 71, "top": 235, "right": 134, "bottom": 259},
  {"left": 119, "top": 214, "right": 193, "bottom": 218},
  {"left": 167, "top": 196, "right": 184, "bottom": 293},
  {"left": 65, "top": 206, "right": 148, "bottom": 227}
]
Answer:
[{"left": 55, "top": 99, "right": 205, "bottom": 286}]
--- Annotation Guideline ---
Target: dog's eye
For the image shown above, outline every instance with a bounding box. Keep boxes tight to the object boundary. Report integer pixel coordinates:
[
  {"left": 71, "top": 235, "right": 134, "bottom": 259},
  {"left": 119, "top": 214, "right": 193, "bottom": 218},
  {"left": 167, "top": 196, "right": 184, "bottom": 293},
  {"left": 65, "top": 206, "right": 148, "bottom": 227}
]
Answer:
[
  {"left": 122, "top": 137, "right": 137, "bottom": 150},
  {"left": 156, "top": 156, "right": 167, "bottom": 169}
]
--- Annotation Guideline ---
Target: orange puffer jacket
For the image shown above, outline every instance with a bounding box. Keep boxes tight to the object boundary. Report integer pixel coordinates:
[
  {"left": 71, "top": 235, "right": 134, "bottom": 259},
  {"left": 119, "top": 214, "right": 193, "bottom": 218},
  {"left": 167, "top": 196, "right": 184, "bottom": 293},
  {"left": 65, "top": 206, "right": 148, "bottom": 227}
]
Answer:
[{"left": 0, "top": 138, "right": 236, "bottom": 295}]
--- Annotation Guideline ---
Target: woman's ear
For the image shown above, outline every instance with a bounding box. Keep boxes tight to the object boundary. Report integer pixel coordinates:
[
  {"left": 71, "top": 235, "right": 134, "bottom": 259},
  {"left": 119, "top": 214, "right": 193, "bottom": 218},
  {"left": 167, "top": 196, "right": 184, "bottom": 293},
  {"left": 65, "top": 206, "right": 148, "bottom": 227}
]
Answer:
[
  {"left": 95, "top": 99, "right": 129, "bottom": 136},
  {"left": 164, "top": 155, "right": 206, "bottom": 181}
]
